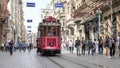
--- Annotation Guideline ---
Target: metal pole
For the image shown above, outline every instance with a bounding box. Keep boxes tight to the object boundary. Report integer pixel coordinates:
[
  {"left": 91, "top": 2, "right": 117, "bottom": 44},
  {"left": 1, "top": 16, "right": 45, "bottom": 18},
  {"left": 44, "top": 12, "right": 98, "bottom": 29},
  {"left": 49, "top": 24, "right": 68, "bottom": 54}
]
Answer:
[{"left": 98, "top": 9, "right": 101, "bottom": 40}]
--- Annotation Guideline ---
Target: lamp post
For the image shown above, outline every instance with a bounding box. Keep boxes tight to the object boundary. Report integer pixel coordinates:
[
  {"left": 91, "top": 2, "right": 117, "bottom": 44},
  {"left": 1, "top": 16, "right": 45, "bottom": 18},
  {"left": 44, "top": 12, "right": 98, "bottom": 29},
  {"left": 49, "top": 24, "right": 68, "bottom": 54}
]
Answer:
[{"left": 98, "top": 9, "right": 102, "bottom": 40}]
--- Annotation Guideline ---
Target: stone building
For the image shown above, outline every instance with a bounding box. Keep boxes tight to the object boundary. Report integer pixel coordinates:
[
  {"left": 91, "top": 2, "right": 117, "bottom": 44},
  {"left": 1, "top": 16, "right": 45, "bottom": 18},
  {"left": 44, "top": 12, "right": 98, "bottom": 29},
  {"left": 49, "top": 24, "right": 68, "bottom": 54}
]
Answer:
[
  {"left": 74, "top": 0, "right": 120, "bottom": 41},
  {"left": 7, "top": 0, "right": 25, "bottom": 44},
  {"left": 42, "top": 0, "right": 120, "bottom": 42},
  {"left": 0, "top": 0, "right": 9, "bottom": 44}
]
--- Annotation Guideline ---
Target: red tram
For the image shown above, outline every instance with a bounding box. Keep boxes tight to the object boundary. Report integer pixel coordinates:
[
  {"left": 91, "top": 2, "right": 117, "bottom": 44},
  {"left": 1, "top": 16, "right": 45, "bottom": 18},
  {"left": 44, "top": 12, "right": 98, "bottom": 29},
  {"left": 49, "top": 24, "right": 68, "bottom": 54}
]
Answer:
[{"left": 37, "top": 16, "right": 61, "bottom": 55}]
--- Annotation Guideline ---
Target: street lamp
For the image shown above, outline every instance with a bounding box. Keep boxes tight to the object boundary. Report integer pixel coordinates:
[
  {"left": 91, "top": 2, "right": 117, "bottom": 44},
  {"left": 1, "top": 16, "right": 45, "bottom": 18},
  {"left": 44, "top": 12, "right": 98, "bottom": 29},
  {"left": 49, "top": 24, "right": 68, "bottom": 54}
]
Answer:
[{"left": 98, "top": 9, "right": 102, "bottom": 40}]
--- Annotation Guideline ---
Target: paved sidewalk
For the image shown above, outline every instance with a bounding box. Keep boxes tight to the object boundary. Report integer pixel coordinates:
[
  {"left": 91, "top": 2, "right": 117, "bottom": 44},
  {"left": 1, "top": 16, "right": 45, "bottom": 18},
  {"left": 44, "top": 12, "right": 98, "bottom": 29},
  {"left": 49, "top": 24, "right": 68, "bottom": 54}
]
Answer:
[{"left": 62, "top": 52, "right": 120, "bottom": 68}]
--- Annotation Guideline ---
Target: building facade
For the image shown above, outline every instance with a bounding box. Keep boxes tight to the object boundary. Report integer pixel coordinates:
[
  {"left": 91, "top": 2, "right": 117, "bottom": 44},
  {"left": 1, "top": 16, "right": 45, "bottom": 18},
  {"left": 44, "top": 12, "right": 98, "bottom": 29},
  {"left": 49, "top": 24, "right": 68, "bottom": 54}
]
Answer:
[
  {"left": 42, "top": 0, "right": 120, "bottom": 42},
  {"left": 0, "top": 0, "right": 9, "bottom": 44},
  {"left": 7, "top": 0, "right": 26, "bottom": 44},
  {"left": 74, "top": 0, "right": 120, "bottom": 41}
]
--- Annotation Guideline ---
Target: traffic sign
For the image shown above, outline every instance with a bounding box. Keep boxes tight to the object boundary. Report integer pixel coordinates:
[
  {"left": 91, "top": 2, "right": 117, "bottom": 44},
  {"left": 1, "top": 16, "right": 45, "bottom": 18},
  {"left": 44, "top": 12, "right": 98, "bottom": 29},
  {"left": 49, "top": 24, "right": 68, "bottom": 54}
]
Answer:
[{"left": 55, "top": 3, "right": 64, "bottom": 8}]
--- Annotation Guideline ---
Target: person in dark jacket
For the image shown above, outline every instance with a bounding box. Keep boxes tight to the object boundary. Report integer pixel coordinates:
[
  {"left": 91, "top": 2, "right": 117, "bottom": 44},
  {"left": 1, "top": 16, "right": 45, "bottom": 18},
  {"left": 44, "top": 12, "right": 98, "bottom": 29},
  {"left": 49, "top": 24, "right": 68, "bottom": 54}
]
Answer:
[
  {"left": 110, "top": 36, "right": 116, "bottom": 58},
  {"left": 81, "top": 37, "right": 86, "bottom": 55},
  {"left": 9, "top": 40, "right": 14, "bottom": 55},
  {"left": 87, "top": 38, "right": 94, "bottom": 55},
  {"left": 75, "top": 37, "right": 81, "bottom": 56}
]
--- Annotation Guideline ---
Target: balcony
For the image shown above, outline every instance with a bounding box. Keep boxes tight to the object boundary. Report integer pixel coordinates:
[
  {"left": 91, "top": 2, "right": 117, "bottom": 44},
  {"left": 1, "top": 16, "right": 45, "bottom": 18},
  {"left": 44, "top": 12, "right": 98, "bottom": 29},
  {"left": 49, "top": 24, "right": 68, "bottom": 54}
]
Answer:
[
  {"left": 59, "top": 13, "right": 65, "bottom": 18},
  {"left": 0, "top": 13, "right": 5, "bottom": 22},
  {"left": 74, "top": 18, "right": 81, "bottom": 23},
  {"left": 4, "top": 26, "right": 11, "bottom": 33},
  {"left": 75, "top": 0, "right": 105, "bottom": 18}
]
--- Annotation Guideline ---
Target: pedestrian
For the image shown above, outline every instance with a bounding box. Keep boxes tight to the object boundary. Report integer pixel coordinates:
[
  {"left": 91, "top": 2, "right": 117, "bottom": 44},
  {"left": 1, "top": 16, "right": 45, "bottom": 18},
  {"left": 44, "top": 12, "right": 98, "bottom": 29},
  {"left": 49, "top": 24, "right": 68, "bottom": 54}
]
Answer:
[
  {"left": 117, "top": 34, "right": 120, "bottom": 57},
  {"left": 28, "top": 42, "right": 33, "bottom": 53},
  {"left": 71, "top": 41, "right": 74, "bottom": 53},
  {"left": 75, "top": 37, "right": 81, "bottom": 56},
  {"left": 94, "top": 39, "right": 99, "bottom": 54},
  {"left": 9, "top": 40, "right": 14, "bottom": 55},
  {"left": 109, "top": 36, "right": 116, "bottom": 58},
  {"left": 1, "top": 41, "right": 5, "bottom": 51},
  {"left": 87, "top": 38, "right": 95, "bottom": 55},
  {"left": 18, "top": 41, "right": 23, "bottom": 52},
  {"left": 66, "top": 41, "right": 69, "bottom": 51},
  {"left": 62, "top": 42, "right": 66, "bottom": 50},
  {"left": 98, "top": 37, "right": 103, "bottom": 55},
  {"left": 69, "top": 40, "right": 74, "bottom": 53},
  {"left": 104, "top": 35, "right": 111, "bottom": 58},
  {"left": 81, "top": 37, "right": 86, "bottom": 55}
]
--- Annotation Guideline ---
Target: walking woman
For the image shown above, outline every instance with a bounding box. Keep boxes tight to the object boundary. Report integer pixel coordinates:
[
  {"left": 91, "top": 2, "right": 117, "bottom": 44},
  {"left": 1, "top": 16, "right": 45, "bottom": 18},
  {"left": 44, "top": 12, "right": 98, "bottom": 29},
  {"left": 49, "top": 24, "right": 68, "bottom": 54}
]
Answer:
[
  {"left": 99, "top": 37, "right": 103, "bottom": 55},
  {"left": 104, "top": 35, "right": 111, "bottom": 58},
  {"left": 9, "top": 40, "right": 14, "bottom": 55}
]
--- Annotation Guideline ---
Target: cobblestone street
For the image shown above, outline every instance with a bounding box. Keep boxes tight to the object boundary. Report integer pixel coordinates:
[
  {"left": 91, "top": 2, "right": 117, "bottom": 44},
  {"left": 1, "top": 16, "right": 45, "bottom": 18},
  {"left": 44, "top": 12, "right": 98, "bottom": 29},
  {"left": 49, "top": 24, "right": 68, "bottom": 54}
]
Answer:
[{"left": 0, "top": 49, "right": 120, "bottom": 68}]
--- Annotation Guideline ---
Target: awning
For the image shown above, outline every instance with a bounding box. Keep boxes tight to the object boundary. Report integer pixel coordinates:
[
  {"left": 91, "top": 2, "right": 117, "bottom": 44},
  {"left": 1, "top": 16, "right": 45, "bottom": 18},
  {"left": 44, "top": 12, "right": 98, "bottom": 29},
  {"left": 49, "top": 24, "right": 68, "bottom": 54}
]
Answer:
[
  {"left": 80, "top": 14, "right": 98, "bottom": 25},
  {"left": 74, "top": 18, "right": 81, "bottom": 23}
]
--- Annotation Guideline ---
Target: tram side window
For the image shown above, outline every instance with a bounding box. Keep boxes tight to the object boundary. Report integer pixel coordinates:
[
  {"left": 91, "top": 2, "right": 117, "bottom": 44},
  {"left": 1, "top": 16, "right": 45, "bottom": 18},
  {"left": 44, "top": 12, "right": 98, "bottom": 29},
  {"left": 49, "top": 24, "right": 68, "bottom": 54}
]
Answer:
[
  {"left": 57, "top": 26, "right": 60, "bottom": 36},
  {"left": 42, "top": 26, "right": 46, "bottom": 36}
]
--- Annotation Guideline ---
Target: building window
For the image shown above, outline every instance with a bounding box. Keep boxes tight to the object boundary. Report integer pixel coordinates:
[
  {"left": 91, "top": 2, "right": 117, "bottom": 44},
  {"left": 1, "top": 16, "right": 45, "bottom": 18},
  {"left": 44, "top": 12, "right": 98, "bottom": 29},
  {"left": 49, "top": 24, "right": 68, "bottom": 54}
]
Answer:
[
  {"left": 71, "top": 28, "right": 74, "bottom": 35},
  {"left": 81, "top": 0, "right": 85, "bottom": 3}
]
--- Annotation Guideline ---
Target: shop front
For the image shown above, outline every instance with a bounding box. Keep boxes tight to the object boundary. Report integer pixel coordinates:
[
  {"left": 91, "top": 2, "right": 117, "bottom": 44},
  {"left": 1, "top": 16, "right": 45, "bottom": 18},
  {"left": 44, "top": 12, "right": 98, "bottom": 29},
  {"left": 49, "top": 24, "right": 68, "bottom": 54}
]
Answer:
[{"left": 81, "top": 14, "right": 99, "bottom": 42}]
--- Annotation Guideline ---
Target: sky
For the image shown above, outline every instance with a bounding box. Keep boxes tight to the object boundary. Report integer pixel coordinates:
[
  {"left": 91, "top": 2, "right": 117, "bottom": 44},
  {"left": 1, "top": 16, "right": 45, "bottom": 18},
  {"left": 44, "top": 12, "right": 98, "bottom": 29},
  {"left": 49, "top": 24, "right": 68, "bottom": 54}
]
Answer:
[{"left": 23, "top": 0, "right": 51, "bottom": 33}]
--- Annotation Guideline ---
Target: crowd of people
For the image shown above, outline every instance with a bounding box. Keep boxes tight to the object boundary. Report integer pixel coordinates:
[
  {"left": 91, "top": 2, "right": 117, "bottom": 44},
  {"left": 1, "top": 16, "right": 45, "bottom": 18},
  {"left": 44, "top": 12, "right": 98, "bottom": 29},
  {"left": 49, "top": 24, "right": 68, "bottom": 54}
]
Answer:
[
  {"left": 62, "top": 35, "right": 120, "bottom": 58},
  {"left": 0, "top": 39, "right": 34, "bottom": 55}
]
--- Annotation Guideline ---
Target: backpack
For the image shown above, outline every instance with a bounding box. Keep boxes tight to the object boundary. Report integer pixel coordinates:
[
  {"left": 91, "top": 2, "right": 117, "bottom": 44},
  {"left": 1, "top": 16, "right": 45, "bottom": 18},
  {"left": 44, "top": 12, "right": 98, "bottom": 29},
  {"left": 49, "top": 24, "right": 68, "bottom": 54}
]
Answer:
[
  {"left": 105, "top": 38, "right": 109, "bottom": 46},
  {"left": 106, "top": 38, "right": 109, "bottom": 43}
]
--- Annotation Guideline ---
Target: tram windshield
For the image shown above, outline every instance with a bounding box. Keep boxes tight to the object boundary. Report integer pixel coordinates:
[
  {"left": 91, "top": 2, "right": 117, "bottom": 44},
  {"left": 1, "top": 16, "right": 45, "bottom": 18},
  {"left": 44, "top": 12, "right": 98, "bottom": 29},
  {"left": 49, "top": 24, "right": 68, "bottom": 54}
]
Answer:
[{"left": 40, "top": 26, "right": 60, "bottom": 37}]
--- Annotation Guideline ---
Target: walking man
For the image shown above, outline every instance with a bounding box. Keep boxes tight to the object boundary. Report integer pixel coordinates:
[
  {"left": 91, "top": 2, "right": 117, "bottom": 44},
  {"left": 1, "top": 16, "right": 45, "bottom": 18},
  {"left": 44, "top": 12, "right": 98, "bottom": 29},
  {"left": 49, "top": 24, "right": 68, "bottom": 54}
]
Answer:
[
  {"left": 81, "top": 37, "right": 86, "bottom": 55},
  {"left": 75, "top": 37, "right": 81, "bottom": 56},
  {"left": 99, "top": 37, "right": 103, "bottom": 55},
  {"left": 110, "top": 36, "right": 116, "bottom": 58},
  {"left": 9, "top": 40, "right": 14, "bottom": 55},
  {"left": 87, "top": 38, "right": 94, "bottom": 55}
]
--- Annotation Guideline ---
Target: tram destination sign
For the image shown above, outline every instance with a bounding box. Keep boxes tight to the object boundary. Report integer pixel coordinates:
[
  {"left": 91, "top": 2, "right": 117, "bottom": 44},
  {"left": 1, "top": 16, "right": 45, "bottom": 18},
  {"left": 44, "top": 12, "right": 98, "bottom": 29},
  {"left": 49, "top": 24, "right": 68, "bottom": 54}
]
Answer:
[{"left": 41, "top": 22, "right": 60, "bottom": 26}]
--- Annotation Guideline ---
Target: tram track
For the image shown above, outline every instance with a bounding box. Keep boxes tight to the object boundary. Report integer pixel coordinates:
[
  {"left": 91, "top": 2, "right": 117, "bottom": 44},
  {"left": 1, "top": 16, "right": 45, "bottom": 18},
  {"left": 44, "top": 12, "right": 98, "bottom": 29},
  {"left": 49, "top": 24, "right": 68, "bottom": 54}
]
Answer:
[
  {"left": 47, "top": 56, "right": 89, "bottom": 68},
  {"left": 61, "top": 55, "right": 107, "bottom": 68},
  {"left": 43, "top": 54, "right": 108, "bottom": 68},
  {"left": 47, "top": 57, "right": 64, "bottom": 68}
]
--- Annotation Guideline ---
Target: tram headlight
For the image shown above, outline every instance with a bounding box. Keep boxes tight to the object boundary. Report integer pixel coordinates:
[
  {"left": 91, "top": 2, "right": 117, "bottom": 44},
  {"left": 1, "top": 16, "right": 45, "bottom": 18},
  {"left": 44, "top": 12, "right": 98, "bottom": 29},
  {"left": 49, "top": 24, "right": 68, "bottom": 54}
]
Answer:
[{"left": 49, "top": 42, "right": 54, "bottom": 46}]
